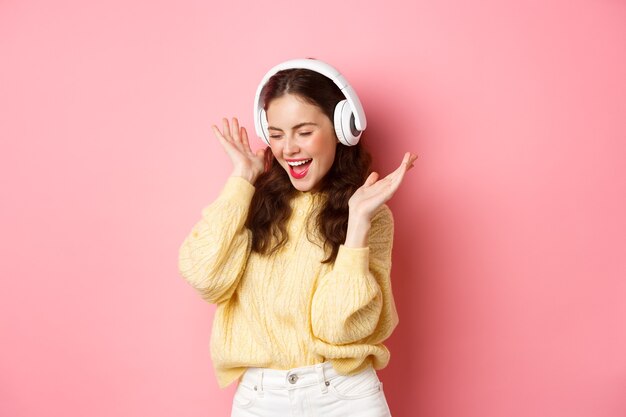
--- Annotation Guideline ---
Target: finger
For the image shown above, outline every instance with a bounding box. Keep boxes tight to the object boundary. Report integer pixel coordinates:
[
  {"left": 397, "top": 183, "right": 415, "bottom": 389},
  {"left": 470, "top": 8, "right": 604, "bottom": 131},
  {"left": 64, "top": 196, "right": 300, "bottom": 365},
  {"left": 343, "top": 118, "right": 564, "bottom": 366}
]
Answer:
[
  {"left": 211, "top": 124, "right": 225, "bottom": 141},
  {"left": 399, "top": 153, "right": 418, "bottom": 175},
  {"left": 212, "top": 125, "right": 231, "bottom": 148},
  {"left": 241, "top": 126, "right": 252, "bottom": 152},
  {"left": 402, "top": 152, "right": 412, "bottom": 168},
  {"left": 370, "top": 154, "right": 416, "bottom": 197},
  {"left": 232, "top": 117, "right": 240, "bottom": 139},
  {"left": 364, "top": 171, "right": 379, "bottom": 186},
  {"left": 388, "top": 162, "right": 409, "bottom": 187},
  {"left": 365, "top": 172, "right": 402, "bottom": 202},
  {"left": 222, "top": 117, "right": 231, "bottom": 139}
]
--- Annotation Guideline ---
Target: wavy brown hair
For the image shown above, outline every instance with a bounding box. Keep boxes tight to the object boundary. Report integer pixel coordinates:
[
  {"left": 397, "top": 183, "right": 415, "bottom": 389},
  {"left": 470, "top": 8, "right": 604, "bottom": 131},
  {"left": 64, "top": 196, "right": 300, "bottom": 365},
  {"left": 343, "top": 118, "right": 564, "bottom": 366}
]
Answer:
[{"left": 245, "top": 67, "right": 371, "bottom": 263}]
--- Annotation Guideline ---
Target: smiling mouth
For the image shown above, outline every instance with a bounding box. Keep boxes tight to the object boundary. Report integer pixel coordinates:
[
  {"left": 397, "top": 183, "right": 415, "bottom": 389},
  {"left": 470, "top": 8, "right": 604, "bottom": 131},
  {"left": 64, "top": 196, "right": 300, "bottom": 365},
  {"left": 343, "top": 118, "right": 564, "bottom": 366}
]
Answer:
[{"left": 287, "top": 159, "right": 312, "bottom": 179}]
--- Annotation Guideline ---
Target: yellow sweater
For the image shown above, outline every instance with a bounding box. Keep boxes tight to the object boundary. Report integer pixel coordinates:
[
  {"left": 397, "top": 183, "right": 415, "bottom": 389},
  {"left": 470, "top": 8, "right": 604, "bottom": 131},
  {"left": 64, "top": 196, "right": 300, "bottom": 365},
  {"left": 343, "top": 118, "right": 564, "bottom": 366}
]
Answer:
[{"left": 178, "top": 176, "right": 399, "bottom": 389}]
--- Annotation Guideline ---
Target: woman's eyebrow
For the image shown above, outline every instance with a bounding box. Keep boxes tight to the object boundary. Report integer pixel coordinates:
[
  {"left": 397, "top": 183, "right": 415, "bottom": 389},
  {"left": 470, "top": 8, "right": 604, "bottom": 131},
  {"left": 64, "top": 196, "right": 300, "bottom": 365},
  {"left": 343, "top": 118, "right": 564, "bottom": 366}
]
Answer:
[{"left": 268, "top": 122, "right": 317, "bottom": 131}]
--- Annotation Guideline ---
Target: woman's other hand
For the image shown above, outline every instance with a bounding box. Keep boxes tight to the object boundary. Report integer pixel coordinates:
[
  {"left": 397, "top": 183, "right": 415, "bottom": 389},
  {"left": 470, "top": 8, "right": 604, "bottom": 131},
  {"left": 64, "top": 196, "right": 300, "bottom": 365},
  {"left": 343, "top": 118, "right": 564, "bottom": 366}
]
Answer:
[
  {"left": 211, "top": 117, "right": 266, "bottom": 185},
  {"left": 349, "top": 152, "right": 418, "bottom": 220},
  {"left": 344, "top": 152, "right": 418, "bottom": 248}
]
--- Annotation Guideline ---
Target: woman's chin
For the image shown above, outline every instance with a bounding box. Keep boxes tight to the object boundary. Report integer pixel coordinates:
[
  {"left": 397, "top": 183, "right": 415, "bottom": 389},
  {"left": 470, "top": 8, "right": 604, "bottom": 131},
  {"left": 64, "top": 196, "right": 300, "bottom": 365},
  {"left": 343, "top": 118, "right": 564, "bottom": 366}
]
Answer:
[
  {"left": 283, "top": 166, "right": 316, "bottom": 192},
  {"left": 289, "top": 179, "right": 313, "bottom": 192}
]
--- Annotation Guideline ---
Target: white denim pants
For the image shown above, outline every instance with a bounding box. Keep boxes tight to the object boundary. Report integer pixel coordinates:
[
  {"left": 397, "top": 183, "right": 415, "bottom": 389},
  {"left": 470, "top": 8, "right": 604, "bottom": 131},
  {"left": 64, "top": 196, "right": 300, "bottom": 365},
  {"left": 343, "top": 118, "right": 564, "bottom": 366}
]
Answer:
[{"left": 230, "top": 361, "right": 392, "bottom": 417}]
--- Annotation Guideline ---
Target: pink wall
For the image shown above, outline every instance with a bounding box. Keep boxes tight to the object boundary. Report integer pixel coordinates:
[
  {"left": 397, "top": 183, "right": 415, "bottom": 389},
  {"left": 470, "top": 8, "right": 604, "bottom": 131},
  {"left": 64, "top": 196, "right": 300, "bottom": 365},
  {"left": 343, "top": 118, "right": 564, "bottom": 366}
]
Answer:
[{"left": 1, "top": 0, "right": 625, "bottom": 416}]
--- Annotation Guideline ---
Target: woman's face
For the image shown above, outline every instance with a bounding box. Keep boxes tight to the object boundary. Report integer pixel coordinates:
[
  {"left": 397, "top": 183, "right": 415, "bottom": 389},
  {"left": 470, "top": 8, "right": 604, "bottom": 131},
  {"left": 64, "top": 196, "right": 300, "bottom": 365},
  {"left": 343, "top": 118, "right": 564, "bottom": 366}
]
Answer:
[{"left": 266, "top": 93, "right": 337, "bottom": 192}]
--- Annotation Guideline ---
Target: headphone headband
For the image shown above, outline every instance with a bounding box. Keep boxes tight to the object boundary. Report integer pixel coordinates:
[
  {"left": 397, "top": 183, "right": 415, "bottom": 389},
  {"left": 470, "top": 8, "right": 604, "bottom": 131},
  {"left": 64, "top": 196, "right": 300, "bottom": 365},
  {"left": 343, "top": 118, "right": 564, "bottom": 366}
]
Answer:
[{"left": 253, "top": 58, "right": 367, "bottom": 146}]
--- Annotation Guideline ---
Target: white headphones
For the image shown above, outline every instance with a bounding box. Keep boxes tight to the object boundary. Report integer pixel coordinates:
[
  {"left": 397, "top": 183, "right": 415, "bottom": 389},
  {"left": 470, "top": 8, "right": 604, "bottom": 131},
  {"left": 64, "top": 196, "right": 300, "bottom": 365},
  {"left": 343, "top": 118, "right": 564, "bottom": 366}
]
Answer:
[{"left": 253, "top": 58, "right": 367, "bottom": 147}]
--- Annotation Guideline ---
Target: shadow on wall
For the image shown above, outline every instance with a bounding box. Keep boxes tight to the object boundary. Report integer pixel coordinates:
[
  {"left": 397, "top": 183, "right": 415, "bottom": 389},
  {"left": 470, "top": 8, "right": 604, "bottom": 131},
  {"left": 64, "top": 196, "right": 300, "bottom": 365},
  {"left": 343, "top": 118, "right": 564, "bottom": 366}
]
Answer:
[{"left": 360, "top": 75, "right": 435, "bottom": 416}]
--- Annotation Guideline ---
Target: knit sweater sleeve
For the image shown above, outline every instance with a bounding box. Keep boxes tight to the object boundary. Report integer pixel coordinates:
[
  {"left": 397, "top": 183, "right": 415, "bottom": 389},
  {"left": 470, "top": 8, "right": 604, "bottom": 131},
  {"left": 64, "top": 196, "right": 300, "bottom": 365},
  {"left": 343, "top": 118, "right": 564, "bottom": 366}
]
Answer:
[
  {"left": 178, "top": 176, "right": 255, "bottom": 304},
  {"left": 310, "top": 204, "right": 398, "bottom": 345}
]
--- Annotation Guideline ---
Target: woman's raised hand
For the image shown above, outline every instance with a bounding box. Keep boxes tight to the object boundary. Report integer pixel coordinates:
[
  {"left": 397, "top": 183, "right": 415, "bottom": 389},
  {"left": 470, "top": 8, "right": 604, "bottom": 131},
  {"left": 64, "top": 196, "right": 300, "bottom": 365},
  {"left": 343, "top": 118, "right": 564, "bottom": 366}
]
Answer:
[
  {"left": 348, "top": 152, "right": 418, "bottom": 221},
  {"left": 211, "top": 117, "right": 266, "bottom": 185}
]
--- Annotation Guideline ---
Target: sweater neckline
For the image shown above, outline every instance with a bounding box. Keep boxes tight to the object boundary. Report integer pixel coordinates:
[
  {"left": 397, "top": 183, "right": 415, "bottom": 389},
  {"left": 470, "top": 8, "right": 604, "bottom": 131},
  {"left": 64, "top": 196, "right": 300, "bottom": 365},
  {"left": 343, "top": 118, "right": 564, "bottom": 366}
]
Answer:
[{"left": 291, "top": 189, "right": 326, "bottom": 208}]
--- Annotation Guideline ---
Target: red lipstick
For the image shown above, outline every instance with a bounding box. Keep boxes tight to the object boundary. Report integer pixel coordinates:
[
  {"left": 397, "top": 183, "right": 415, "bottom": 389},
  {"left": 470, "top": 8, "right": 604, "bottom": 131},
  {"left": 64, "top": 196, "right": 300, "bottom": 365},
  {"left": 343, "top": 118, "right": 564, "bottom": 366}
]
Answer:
[{"left": 286, "top": 158, "right": 312, "bottom": 179}]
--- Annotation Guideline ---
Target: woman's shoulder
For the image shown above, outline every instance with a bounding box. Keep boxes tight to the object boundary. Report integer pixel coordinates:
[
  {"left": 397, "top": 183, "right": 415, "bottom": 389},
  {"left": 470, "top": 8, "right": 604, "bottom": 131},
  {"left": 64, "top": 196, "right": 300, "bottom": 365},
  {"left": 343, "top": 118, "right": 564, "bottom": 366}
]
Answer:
[
  {"left": 373, "top": 204, "right": 394, "bottom": 223},
  {"left": 369, "top": 204, "right": 394, "bottom": 240}
]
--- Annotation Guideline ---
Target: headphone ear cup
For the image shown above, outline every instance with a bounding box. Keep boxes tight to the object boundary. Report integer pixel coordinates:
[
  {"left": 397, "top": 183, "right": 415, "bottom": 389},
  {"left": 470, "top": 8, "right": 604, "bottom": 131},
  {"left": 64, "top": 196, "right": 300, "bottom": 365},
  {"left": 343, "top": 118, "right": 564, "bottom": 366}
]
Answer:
[
  {"left": 259, "top": 108, "right": 270, "bottom": 146},
  {"left": 333, "top": 99, "right": 361, "bottom": 146}
]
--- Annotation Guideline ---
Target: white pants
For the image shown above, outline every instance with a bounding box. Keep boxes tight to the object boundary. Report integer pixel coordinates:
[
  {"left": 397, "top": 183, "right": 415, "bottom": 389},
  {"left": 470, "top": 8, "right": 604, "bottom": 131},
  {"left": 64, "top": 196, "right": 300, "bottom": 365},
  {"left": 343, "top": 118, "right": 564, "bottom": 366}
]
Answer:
[{"left": 230, "top": 361, "right": 392, "bottom": 417}]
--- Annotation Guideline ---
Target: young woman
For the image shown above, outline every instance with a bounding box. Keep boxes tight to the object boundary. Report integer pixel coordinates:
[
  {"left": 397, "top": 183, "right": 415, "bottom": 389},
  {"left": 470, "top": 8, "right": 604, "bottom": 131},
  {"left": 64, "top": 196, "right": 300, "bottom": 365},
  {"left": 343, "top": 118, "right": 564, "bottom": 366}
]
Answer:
[{"left": 178, "top": 59, "right": 417, "bottom": 417}]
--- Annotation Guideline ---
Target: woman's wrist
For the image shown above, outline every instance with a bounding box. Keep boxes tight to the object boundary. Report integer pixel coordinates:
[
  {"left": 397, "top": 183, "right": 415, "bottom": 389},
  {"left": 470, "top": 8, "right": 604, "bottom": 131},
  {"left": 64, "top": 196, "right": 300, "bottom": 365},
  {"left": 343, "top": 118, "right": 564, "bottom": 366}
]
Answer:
[
  {"left": 344, "top": 212, "right": 372, "bottom": 248},
  {"left": 230, "top": 168, "right": 257, "bottom": 185}
]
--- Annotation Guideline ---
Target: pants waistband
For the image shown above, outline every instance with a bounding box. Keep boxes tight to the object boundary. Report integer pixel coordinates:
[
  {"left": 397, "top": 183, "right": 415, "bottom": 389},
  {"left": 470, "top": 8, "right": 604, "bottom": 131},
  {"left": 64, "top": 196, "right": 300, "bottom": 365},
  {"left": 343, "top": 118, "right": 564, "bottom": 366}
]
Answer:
[{"left": 239, "top": 361, "right": 372, "bottom": 394}]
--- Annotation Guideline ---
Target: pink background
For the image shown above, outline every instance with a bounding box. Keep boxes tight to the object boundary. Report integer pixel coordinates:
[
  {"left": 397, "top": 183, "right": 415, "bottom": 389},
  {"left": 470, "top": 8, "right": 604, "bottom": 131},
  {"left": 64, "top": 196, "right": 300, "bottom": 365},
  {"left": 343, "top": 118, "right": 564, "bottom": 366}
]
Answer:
[{"left": 1, "top": 0, "right": 625, "bottom": 416}]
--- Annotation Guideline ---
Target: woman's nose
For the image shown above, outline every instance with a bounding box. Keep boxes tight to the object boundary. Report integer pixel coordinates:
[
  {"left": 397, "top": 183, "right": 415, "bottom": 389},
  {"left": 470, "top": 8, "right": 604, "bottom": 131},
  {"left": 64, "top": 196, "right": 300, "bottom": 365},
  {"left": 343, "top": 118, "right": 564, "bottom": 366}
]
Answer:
[{"left": 283, "top": 135, "right": 299, "bottom": 154}]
